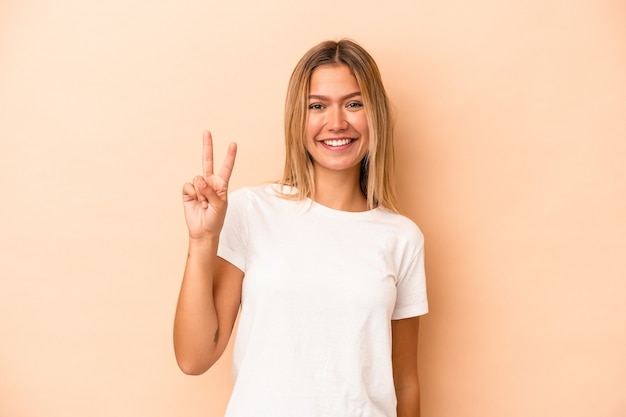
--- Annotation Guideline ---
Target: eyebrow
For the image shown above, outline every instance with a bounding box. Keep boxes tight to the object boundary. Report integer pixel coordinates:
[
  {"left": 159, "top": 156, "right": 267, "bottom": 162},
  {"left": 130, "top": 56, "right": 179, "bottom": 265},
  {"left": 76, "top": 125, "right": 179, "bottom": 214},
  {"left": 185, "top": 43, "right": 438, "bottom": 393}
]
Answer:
[{"left": 308, "top": 92, "right": 362, "bottom": 101}]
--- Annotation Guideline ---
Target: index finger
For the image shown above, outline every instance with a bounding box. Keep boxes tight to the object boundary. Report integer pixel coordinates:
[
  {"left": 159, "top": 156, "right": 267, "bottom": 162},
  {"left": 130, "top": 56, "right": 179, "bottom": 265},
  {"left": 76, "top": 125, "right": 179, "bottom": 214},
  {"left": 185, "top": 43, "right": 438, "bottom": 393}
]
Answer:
[{"left": 202, "top": 131, "right": 214, "bottom": 179}]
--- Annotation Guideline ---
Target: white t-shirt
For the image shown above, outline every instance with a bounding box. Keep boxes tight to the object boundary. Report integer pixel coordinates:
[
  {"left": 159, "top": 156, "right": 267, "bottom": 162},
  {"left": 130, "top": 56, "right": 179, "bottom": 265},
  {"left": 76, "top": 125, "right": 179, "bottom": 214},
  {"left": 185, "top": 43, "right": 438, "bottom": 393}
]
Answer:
[{"left": 217, "top": 184, "right": 428, "bottom": 417}]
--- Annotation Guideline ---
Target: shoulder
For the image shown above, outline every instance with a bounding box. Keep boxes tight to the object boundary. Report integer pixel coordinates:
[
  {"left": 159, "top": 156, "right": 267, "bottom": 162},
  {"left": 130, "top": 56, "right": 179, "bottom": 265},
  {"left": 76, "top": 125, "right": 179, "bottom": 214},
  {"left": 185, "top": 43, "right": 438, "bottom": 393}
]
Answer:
[
  {"left": 228, "top": 183, "right": 273, "bottom": 201},
  {"left": 372, "top": 208, "right": 424, "bottom": 244},
  {"left": 227, "top": 183, "right": 293, "bottom": 210}
]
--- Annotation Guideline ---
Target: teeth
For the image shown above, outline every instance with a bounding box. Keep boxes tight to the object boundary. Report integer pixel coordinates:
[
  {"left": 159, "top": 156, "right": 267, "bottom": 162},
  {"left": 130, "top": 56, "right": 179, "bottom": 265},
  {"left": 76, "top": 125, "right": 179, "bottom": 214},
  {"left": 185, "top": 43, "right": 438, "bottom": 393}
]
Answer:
[{"left": 323, "top": 138, "right": 351, "bottom": 147}]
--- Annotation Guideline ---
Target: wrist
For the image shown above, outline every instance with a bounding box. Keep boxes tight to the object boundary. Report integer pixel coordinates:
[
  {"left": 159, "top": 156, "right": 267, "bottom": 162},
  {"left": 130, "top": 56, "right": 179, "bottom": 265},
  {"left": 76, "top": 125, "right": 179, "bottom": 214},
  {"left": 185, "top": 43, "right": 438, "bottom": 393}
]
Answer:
[{"left": 187, "top": 235, "right": 219, "bottom": 255}]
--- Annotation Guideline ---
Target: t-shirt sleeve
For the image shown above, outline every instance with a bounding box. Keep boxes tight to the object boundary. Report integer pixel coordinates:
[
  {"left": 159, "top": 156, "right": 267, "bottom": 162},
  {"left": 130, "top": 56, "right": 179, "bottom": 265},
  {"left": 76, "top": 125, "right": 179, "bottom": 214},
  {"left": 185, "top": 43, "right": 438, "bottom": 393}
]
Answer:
[
  {"left": 392, "top": 225, "right": 428, "bottom": 320},
  {"left": 217, "top": 188, "right": 248, "bottom": 273}
]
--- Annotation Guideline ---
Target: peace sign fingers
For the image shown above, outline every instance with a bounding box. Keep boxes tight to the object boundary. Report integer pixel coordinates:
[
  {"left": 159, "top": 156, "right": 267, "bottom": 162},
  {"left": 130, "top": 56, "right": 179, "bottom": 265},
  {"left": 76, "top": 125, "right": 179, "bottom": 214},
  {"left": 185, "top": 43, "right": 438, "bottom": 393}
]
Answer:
[
  {"left": 183, "top": 131, "right": 238, "bottom": 239},
  {"left": 202, "top": 131, "right": 237, "bottom": 187}
]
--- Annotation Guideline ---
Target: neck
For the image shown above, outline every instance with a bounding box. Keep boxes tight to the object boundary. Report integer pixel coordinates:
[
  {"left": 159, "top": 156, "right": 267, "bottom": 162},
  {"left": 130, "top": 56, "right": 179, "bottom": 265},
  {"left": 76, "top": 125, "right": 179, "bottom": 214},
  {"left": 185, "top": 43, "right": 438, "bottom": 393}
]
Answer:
[{"left": 311, "top": 167, "right": 367, "bottom": 212}]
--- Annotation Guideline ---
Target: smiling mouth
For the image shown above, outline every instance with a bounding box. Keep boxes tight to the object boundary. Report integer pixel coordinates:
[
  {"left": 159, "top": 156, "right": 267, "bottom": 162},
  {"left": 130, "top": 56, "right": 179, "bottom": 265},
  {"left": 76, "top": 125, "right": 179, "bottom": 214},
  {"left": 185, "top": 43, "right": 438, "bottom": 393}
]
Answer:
[{"left": 322, "top": 138, "right": 353, "bottom": 147}]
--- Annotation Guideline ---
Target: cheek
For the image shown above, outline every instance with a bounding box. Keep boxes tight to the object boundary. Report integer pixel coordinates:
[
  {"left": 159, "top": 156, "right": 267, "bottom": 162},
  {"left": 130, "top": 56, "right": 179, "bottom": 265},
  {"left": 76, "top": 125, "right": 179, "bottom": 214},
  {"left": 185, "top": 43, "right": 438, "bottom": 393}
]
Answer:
[
  {"left": 353, "top": 113, "right": 370, "bottom": 137},
  {"left": 304, "top": 117, "right": 317, "bottom": 149},
  {"left": 356, "top": 116, "right": 370, "bottom": 151},
  {"left": 305, "top": 115, "right": 322, "bottom": 138}
]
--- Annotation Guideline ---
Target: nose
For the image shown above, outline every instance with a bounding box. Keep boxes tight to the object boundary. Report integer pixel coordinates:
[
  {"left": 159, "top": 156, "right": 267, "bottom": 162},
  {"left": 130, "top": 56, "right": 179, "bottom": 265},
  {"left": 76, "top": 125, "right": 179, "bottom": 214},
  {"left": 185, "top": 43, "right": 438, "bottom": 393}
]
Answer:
[{"left": 326, "top": 106, "right": 348, "bottom": 131}]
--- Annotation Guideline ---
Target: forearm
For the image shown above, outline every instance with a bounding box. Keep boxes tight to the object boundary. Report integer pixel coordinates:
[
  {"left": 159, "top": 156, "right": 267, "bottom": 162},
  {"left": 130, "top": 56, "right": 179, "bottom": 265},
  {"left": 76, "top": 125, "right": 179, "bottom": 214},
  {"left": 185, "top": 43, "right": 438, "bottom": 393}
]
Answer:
[
  {"left": 173, "top": 237, "right": 220, "bottom": 374},
  {"left": 392, "top": 317, "right": 421, "bottom": 417},
  {"left": 396, "top": 385, "right": 420, "bottom": 417}
]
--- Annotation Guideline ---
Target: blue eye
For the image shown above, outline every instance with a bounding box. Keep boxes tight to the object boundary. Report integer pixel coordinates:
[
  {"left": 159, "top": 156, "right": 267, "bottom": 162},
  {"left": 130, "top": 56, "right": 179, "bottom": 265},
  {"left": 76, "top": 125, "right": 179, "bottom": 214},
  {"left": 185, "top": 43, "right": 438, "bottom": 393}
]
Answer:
[
  {"left": 347, "top": 101, "right": 363, "bottom": 109},
  {"left": 308, "top": 103, "right": 324, "bottom": 110}
]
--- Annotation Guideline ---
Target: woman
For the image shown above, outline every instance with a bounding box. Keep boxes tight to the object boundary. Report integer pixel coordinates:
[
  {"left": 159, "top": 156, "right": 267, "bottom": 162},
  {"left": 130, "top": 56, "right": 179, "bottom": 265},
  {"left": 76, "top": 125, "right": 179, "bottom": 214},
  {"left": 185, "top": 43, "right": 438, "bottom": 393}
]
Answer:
[{"left": 174, "top": 39, "right": 428, "bottom": 417}]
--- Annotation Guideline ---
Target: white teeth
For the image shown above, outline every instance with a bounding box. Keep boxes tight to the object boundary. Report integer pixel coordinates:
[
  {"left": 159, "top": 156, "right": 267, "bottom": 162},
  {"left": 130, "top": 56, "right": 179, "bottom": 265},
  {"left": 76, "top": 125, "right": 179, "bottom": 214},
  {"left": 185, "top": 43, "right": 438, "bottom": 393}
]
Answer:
[{"left": 323, "top": 138, "right": 351, "bottom": 147}]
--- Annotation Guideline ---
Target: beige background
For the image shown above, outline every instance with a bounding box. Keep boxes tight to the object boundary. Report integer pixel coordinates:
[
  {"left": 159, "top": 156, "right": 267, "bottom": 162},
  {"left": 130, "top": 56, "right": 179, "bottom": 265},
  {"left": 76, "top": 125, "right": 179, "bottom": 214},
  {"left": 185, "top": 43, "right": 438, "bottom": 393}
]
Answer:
[{"left": 1, "top": 0, "right": 625, "bottom": 416}]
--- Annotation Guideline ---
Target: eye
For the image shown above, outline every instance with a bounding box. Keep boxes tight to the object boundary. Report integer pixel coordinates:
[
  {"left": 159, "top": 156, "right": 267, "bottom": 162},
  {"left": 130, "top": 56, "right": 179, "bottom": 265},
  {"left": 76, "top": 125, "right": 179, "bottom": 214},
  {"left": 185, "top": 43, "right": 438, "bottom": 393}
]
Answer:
[
  {"left": 346, "top": 101, "right": 363, "bottom": 109},
  {"left": 308, "top": 103, "right": 325, "bottom": 111}
]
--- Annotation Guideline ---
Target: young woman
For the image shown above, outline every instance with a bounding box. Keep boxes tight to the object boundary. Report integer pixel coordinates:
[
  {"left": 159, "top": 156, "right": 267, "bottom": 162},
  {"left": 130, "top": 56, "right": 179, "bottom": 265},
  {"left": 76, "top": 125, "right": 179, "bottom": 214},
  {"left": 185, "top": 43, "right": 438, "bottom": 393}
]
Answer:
[{"left": 174, "top": 39, "right": 428, "bottom": 417}]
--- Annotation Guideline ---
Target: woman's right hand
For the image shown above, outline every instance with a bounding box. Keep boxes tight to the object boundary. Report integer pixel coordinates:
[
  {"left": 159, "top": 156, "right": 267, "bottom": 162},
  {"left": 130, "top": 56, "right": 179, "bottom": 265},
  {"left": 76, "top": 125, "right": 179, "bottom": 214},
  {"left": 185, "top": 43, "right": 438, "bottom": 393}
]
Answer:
[{"left": 182, "top": 131, "right": 237, "bottom": 240}]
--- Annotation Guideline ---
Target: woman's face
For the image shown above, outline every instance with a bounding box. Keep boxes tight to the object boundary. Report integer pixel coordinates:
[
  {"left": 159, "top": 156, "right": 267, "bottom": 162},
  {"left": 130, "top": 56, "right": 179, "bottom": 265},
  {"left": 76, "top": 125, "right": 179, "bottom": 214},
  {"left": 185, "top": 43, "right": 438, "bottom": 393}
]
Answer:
[{"left": 305, "top": 64, "right": 369, "bottom": 178}]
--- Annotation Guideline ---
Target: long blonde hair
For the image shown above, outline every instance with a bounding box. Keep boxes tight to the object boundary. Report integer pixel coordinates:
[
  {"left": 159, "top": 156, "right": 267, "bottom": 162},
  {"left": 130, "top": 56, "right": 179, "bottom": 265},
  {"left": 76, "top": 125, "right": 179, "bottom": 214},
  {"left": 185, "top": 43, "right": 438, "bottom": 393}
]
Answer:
[{"left": 280, "top": 39, "right": 398, "bottom": 212}]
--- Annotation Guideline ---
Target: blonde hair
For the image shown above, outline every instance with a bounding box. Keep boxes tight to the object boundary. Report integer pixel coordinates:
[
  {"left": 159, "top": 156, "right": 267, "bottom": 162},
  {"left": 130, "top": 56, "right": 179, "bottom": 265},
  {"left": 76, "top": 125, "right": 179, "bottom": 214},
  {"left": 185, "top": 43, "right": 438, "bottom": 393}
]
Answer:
[{"left": 279, "top": 39, "right": 398, "bottom": 212}]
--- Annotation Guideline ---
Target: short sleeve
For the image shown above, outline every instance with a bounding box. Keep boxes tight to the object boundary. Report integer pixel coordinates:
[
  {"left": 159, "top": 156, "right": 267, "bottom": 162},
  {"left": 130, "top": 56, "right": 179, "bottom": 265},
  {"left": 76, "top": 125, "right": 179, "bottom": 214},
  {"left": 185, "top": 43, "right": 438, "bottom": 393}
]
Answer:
[
  {"left": 392, "top": 226, "right": 428, "bottom": 320},
  {"left": 217, "top": 188, "right": 249, "bottom": 273}
]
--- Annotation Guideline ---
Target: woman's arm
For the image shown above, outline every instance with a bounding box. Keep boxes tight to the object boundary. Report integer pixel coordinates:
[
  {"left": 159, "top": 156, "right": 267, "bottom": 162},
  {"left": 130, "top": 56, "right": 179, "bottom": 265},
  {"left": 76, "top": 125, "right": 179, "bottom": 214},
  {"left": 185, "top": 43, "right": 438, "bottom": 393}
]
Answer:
[
  {"left": 173, "top": 131, "right": 242, "bottom": 375},
  {"left": 392, "top": 316, "right": 421, "bottom": 417},
  {"left": 174, "top": 241, "right": 243, "bottom": 374}
]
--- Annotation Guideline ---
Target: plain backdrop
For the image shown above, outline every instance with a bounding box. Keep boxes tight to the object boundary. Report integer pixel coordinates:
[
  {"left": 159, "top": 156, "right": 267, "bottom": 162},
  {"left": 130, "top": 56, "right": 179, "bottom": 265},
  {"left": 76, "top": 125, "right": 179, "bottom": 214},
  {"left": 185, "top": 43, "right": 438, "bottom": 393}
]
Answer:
[{"left": 1, "top": 0, "right": 625, "bottom": 416}]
